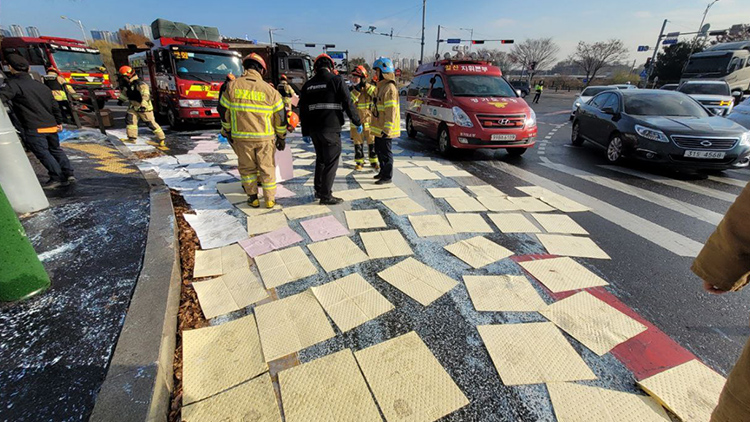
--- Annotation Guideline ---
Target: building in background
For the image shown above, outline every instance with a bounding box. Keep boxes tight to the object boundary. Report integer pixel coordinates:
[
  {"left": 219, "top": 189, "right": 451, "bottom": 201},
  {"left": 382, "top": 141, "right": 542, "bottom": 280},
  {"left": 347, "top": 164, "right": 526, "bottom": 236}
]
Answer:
[
  {"left": 91, "top": 29, "right": 120, "bottom": 44},
  {"left": 0, "top": 26, "right": 11, "bottom": 37},
  {"left": 25, "top": 26, "right": 40, "bottom": 38},
  {"left": 124, "top": 23, "right": 153, "bottom": 40},
  {"left": 410, "top": 58, "right": 418, "bottom": 70},
  {"left": 9, "top": 24, "right": 24, "bottom": 37}
]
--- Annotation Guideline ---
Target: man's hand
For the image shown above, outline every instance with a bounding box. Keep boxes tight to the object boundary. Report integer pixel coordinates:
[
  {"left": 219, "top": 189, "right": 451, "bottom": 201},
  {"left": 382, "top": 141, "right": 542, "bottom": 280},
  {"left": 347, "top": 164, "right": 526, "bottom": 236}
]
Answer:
[
  {"left": 357, "top": 125, "right": 363, "bottom": 134},
  {"left": 703, "top": 280, "right": 728, "bottom": 295},
  {"left": 302, "top": 136, "right": 312, "bottom": 144},
  {"left": 275, "top": 137, "right": 286, "bottom": 151},
  {"left": 57, "top": 124, "right": 63, "bottom": 132},
  {"left": 137, "top": 106, "right": 147, "bottom": 112}
]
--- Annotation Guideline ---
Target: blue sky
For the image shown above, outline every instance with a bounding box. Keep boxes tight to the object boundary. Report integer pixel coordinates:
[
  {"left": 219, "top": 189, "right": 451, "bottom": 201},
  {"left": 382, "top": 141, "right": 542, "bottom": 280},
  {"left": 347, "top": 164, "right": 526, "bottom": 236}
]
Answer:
[{"left": 2, "top": 0, "right": 745, "bottom": 65}]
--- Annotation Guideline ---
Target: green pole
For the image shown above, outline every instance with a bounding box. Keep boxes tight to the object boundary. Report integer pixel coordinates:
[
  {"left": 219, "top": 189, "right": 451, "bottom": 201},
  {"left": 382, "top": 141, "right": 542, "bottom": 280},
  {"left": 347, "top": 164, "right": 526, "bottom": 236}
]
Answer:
[{"left": 0, "top": 185, "right": 50, "bottom": 302}]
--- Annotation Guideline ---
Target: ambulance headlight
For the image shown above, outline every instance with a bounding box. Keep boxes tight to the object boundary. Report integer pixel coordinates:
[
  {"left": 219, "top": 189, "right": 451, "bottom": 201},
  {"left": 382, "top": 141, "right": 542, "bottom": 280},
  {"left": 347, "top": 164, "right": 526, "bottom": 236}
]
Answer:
[
  {"left": 452, "top": 107, "right": 473, "bottom": 128},
  {"left": 525, "top": 109, "right": 537, "bottom": 128}
]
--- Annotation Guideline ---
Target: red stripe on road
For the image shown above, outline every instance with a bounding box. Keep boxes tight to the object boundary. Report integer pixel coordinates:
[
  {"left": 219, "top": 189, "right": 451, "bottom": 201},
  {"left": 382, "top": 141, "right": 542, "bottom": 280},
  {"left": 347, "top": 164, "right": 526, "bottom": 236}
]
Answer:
[{"left": 512, "top": 254, "right": 697, "bottom": 380}]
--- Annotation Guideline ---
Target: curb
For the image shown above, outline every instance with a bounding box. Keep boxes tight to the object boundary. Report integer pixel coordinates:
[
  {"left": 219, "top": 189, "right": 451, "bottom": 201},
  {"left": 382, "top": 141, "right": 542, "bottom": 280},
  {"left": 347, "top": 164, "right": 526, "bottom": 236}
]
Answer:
[{"left": 90, "top": 137, "right": 181, "bottom": 422}]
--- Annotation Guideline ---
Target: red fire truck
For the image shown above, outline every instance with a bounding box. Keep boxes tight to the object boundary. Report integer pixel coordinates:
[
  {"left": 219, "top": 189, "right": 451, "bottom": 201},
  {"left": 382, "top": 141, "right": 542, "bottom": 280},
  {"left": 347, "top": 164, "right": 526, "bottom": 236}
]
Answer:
[
  {"left": 0, "top": 36, "right": 118, "bottom": 107},
  {"left": 127, "top": 37, "right": 242, "bottom": 129}
]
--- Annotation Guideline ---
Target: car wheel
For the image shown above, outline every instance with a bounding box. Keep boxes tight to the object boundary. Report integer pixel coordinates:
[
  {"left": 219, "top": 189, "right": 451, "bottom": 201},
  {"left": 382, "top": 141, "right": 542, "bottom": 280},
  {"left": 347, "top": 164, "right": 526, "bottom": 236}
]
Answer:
[
  {"left": 606, "top": 134, "right": 624, "bottom": 163},
  {"left": 506, "top": 148, "right": 527, "bottom": 157},
  {"left": 571, "top": 121, "right": 584, "bottom": 146},
  {"left": 406, "top": 115, "right": 418, "bottom": 139},
  {"left": 438, "top": 126, "right": 453, "bottom": 156},
  {"left": 167, "top": 107, "right": 183, "bottom": 130}
]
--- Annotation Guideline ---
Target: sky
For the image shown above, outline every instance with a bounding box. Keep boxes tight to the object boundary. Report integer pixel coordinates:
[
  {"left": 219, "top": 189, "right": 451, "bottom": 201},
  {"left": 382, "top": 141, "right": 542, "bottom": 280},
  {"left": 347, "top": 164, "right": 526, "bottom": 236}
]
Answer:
[{"left": 1, "top": 0, "right": 746, "bottom": 67}]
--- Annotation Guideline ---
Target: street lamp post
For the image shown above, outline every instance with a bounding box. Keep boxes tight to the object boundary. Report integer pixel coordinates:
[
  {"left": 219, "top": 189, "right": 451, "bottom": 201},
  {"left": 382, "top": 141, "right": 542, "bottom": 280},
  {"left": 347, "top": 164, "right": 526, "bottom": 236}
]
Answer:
[
  {"left": 60, "top": 16, "right": 88, "bottom": 43},
  {"left": 460, "top": 27, "right": 474, "bottom": 52},
  {"left": 698, "top": 0, "right": 719, "bottom": 34},
  {"left": 268, "top": 28, "right": 284, "bottom": 47}
]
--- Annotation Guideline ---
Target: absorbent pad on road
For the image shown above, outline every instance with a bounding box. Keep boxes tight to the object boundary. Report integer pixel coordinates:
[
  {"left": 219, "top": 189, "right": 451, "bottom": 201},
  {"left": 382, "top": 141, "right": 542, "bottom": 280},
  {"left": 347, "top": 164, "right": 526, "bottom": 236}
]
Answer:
[
  {"left": 278, "top": 349, "right": 382, "bottom": 422},
  {"left": 383, "top": 197, "right": 426, "bottom": 216},
  {"left": 464, "top": 275, "right": 547, "bottom": 312},
  {"left": 236, "top": 202, "right": 280, "bottom": 217},
  {"left": 532, "top": 213, "right": 589, "bottom": 235},
  {"left": 335, "top": 188, "right": 370, "bottom": 201},
  {"left": 247, "top": 212, "right": 288, "bottom": 235},
  {"left": 409, "top": 214, "right": 456, "bottom": 237},
  {"left": 446, "top": 213, "right": 494, "bottom": 233},
  {"left": 428, "top": 187, "right": 469, "bottom": 198},
  {"left": 308, "top": 236, "right": 369, "bottom": 272},
  {"left": 517, "top": 186, "right": 590, "bottom": 213},
  {"left": 300, "top": 215, "right": 349, "bottom": 242},
  {"left": 183, "top": 210, "right": 248, "bottom": 250},
  {"left": 488, "top": 213, "right": 541, "bottom": 233},
  {"left": 638, "top": 359, "right": 725, "bottom": 422},
  {"left": 519, "top": 257, "right": 609, "bottom": 293},
  {"left": 377, "top": 257, "right": 457, "bottom": 306},
  {"left": 439, "top": 169, "right": 473, "bottom": 178},
  {"left": 540, "top": 291, "right": 647, "bottom": 355},
  {"left": 182, "top": 315, "right": 267, "bottom": 404},
  {"left": 181, "top": 374, "right": 281, "bottom": 422},
  {"left": 283, "top": 204, "right": 331, "bottom": 220},
  {"left": 311, "top": 273, "right": 394, "bottom": 332},
  {"left": 444, "top": 196, "right": 487, "bottom": 212},
  {"left": 192, "top": 266, "right": 269, "bottom": 319},
  {"left": 238, "top": 226, "right": 303, "bottom": 258},
  {"left": 193, "top": 244, "right": 249, "bottom": 278},
  {"left": 477, "top": 322, "right": 597, "bottom": 385},
  {"left": 345, "top": 209, "right": 387, "bottom": 230},
  {"left": 295, "top": 151, "right": 316, "bottom": 159},
  {"left": 354, "top": 173, "right": 394, "bottom": 190},
  {"left": 293, "top": 169, "right": 312, "bottom": 178},
  {"left": 507, "top": 196, "right": 557, "bottom": 212},
  {"left": 360, "top": 229, "right": 413, "bottom": 259},
  {"left": 255, "top": 290, "right": 335, "bottom": 362},
  {"left": 254, "top": 246, "right": 318, "bottom": 289},
  {"left": 467, "top": 185, "right": 506, "bottom": 197},
  {"left": 536, "top": 234, "right": 611, "bottom": 259},
  {"left": 368, "top": 187, "right": 408, "bottom": 200},
  {"left": 444, "top": 236, "right": 514, "bottom": 269},
  {"left": 354, "top": 331, "right": 469, "bottom": 421},
  {"left": 294, "top": 158, "right": 315, "bottom": 166},
  {"left": 400, "top": 167, "right": 441, "bottom": 181},
  {"left": 477, "top": 196, "right": 521, "bottom": 212},
  {"left": 547, "top": 382, "right": 670, "bottom": 422}
]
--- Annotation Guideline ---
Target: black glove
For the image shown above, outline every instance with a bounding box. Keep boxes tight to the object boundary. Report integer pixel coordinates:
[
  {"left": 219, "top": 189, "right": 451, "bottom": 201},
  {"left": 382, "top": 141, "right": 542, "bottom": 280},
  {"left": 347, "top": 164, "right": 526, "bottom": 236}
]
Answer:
[
  {"left": 137, "top": 106, "right": 147, "bottom": 112},
  {"left": 117, "top": 99, "right": 124, "bottom": 106},
  {"left": 275, "top": 137, "right": 286, "bottom": 151}
]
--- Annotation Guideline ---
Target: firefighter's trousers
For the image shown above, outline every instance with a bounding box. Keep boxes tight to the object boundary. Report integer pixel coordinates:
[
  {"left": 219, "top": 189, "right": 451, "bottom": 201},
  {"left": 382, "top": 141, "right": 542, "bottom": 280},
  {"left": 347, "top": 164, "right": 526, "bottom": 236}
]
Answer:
[
  {"left": 351, "top": 112, "right": 377, "bottom": 166},
  {"left": 711, "top": 334, "right": 750, "bottom": 421},
  {"left": 126, "top": 109, "right": 165, "bottom": 141},
  {"left": 236, "top": 140, "right": 277, "bottom": 202}
]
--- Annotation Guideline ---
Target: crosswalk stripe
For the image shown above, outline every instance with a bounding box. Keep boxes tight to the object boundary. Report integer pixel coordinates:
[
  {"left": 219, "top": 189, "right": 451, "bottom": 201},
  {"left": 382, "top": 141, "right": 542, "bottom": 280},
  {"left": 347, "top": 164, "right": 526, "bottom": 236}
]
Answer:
[
  {"left": 492, "top": 161, "right": 703, "bottom": 257},
  {"left": 541, "top": 161, "right": 723, "bottom": 225},
  {"left": 600, "top": 166, "right": 738, "bottom": 203},
  {"left": 707, "top": 175, "right": 748, "bottom": 188}
]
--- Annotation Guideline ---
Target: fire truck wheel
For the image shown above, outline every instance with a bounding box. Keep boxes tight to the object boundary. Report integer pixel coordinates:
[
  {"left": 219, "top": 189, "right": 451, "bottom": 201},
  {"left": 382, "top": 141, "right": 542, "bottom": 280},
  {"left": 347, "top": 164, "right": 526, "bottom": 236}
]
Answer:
[{"left": 167, "top": 107, "right": 183, "bottom": 130}]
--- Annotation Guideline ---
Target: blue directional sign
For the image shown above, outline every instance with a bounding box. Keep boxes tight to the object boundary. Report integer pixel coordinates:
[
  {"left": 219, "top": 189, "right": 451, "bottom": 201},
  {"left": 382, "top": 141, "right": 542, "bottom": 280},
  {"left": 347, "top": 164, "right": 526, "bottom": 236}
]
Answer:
[
  {"left": 328, "top": 51, "right": 345, "bottom": 59},
  {"left": 446, "top": 38, "right": 461, "bottom": 44},
  {"left": 662, "top": 38, "right": 678, "bottom": 45},
  {"left": 637, "top": 45, "right": 650, "bottom": 52}
]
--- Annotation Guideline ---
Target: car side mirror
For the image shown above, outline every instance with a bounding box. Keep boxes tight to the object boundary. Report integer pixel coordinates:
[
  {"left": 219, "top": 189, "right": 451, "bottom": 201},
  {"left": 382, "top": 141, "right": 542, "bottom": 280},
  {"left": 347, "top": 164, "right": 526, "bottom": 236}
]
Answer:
[
  {"left": 732, "top": 90, "right": 742, "bottom": 98},
  {"left": 516, "top": 89, "right": 522, "bottom": 96},
  {"left": 601, "top": 106, "right": 616, "bottom": 115}
]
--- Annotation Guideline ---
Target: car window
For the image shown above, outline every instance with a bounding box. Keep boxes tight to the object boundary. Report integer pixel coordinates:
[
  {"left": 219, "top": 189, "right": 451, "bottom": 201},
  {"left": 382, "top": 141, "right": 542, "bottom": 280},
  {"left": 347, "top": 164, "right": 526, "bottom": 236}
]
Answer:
[
  {"left": 601, "top": 94, "right": 620, "bottom": 112},
  {"left": 624, "top": 93, "right": 710, "bottom": 117},
  {"left": 418, "top": 74, "right": 432, "bottom": 97},
  {"left": 430, "top": 75, "right": 445, "bottom": 98},
  {"left": 406, "top": 76, "right": 421, "bottom": 96},
  {"left": 679, "top": 83, "right": 730, "bottom": 96},
  {"left": 581, "top": 87, "right": 611, "bottom": 97},
  {"left": 589, "top": 93, "right": 609, "bottom": 108}
]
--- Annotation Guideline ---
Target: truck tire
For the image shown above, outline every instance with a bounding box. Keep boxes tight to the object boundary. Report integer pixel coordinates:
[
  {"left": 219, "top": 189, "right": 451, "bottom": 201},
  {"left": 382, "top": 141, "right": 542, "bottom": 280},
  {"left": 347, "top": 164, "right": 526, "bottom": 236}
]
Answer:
[{"left": 167, "top": 107, "right": 183, "bottom": 130}]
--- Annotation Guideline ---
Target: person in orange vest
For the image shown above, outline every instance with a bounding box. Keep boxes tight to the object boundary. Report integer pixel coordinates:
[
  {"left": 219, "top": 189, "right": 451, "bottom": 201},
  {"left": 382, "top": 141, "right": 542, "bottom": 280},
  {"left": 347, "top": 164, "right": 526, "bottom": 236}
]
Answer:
[{"left": 349, "top": 65, "right": 378, "bottom": 171}]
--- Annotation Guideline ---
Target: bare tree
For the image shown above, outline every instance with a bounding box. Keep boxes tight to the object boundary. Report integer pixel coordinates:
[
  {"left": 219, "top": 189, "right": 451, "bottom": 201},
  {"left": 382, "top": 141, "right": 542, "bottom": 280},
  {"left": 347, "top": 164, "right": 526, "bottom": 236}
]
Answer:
[
  {"left": 476, "top": 48, "right": 514, "bottom": 73},
  {"left": 569, "top": 39, "right": 629, "bottom": 86},
  {"left": 509, "top": 38, "right": 559, "bottom": 81}
]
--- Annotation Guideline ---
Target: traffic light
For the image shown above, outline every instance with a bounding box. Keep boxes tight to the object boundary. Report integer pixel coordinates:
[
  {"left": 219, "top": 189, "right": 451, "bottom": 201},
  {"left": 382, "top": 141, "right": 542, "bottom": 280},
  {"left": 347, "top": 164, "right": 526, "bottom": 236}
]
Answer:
[
  {"left": 500, "top": 40, "right": 514, "bottom": 44},
  {"left": 472, "top": 40, "right": 485, "bottom": 45}
]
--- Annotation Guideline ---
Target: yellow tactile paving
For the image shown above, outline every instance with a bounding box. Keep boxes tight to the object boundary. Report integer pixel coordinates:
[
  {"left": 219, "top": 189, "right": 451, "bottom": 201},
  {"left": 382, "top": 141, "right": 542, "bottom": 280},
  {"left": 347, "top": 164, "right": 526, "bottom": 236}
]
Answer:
[
  {"left": 517, "top": 186, "right": 590, "bottom": 212},
  {"left": 446, "top": 213, "right": 494, "bottom": 233},
  {"left": 467, "top": 185, "right": 506, "bottom": 197},
  {"left": 547, "top": 382, "right": 670, "bottom": 422},
  {"left": 311, "top": 273, "right": 394, "bottom": 332},
  {"left": 255, "top": 290, "right": 335, "bottom": 362},
  {"left": 279, "top": 349, "right": 382, "bottom": 422},
  {"left": 181, "top": 374, "right": 282, "bottom": 422},
  {"left": 335, "top": 188, "right": 370, "bottom": 201},
  {"left": 182, "top": 315, "right": 267, "bottom": 404},
  {"left": 247, "top": 212, "right": 288, "bottom": 235},
  {"left": 368, "top": 187, "right": 408, "bottom": 200},
  {"left": 400, "top": 166, "right": 441, "bottom": 180},
  {"left": 378, "top": 257, "right": 458, "bottom": 306},
  {"left": 345, "top": 209, "right": 387, "bottom": 230},
  {"left": 488, "top": 213, "right": 541, "bottom": 233},
  {"left": 445, "top": 196, "right": 488, "bottom": 212},
  {"left": 283, "top": 204, "right": 331, "bottom": 220},
  {"left": 192, "top": 267, "right": 269, "bottom": 319},
  {"left": 382, "top": 197, "right": 427, "bottom": 216},
  {"left": 531, "top": 213, "right": 588, "bottom": 235},
  {"left": 541, "top": 291, "right": 647, "bottom": 355},
  {"left": 477, "top": 322, "right": 597, "bottom": 385},
  {"left": 360, "top": 229, "right": 413, "bottom": 259},
  {"left": 409, "top": 214, "right": 456, "bottom": 237},
  {"left": 428, "top": 187, "right": 469, "bottom": 198},
  {"left": 537, "top": 234, "right": 611, "bottom": 259},
  {"left": 444, "top": 236, "right": 514, "bottom": 268},
  {"left": 254, "top": 246, "right": 319, "bottom": 289},
  {"left": 519, "top": 257, "right": 609, "bottom": 293},
  {"left": 507, "top": 196, "right": 557, "bottom": 212},
  {"left": 477, "top": 196, "right": 521, "bottom": 212},
  {"left": 354, "top": 331, "right": 470, "bottom": 422},
  {"left": 638, "top": 360, "right": 726, "bottom": 422},
  {"left": 193, "top": 248, "right": 223, "bottom": 278},
  {"left": 464, "top": 275, "right": 547, "bottom": 312},
  {"left": 308, "top": 236, "right": 370, "bottom": 272}
]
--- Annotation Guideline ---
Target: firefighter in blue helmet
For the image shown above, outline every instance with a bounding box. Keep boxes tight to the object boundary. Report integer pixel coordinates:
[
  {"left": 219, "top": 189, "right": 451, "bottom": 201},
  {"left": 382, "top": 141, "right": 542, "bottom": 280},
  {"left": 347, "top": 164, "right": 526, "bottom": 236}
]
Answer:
[{"left": 370, "top": 57, "right": 400, "bottom": 184}]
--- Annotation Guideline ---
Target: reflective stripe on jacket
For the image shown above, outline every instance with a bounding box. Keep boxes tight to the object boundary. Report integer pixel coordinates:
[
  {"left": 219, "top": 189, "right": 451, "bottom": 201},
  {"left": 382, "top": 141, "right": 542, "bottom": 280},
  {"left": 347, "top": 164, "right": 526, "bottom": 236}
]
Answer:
[
  {"left": 219, "top": 69, "right": 286, "bottom": 142},
  {"left": 371, "top": 73, "right": 400, "bottom": 139}
]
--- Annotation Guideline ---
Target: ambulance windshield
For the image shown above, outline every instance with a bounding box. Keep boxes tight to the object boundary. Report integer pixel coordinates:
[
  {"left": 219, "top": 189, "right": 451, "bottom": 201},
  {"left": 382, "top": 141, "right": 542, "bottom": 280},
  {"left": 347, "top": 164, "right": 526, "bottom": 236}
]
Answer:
[{"left": 448, "top": 75, "right": 516, "bottom": 98}]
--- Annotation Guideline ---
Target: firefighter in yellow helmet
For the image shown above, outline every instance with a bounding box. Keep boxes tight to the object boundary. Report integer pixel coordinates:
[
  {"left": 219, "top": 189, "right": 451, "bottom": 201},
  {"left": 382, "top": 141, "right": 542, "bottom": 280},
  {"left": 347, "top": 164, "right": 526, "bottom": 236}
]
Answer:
[
  {"left": 277, "top": 74, "right": 295, "bottom": 114},
  {"left": 220, "top": 53, "right": 287, "bottom": 209},
  {"left": 349, "top": 65, "right": 379, "bottom": 171},
  {"left": 44, "top": 67, "right": 77, "bottom": 124},
  {"left": 117, "top": 66, "right": 166, "bottom": 146}
]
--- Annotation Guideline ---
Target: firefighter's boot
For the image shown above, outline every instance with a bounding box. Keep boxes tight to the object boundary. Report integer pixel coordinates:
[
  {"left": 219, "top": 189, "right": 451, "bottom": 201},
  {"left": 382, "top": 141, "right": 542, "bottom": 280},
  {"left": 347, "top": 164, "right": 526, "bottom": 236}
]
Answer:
[
  {"left": 248, "top": 194, "right": 260, "bottom": 208},
  {"left": 266, "top": 199, "right": 276, "bottom": 209}
]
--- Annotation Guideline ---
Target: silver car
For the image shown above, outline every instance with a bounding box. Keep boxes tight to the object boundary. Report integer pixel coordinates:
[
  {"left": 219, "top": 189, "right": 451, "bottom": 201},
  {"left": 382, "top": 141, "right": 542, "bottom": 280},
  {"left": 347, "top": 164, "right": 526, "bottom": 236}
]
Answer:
[
  {"left": 678, "top": 80, "right": 735, "bottom": 116},
  {"left": 570, "top": 86, "right": 616, "bottom": 120},
  {"left": 728, "top": 96, "right": 750, "bottom": 130}
]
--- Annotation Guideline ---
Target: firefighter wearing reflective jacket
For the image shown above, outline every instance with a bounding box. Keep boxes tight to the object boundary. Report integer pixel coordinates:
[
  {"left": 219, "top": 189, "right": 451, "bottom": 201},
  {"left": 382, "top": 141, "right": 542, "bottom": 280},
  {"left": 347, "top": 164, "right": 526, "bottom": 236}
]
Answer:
[
  {"left": 117, "top": 66, "right": 166, "bottom": 146},
  {"left": 349, "top": 65, "right": 379, "bottom": 171},
  {"left": 220, "top": 53, "right": 287, "bottom": 209},
  {"left": 44, "top": 68, "right": 77, "bottom": 124},
  {"left": 371, "top": 57, "right": 400, "bottom": 184},
  {"left": 277, "top": 74, "right": 295, "bottom": 113}
]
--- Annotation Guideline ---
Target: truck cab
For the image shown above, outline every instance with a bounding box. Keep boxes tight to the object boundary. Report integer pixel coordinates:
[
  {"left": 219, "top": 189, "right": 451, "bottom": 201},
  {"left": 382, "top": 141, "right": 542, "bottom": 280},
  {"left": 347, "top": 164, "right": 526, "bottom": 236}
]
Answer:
[
  {"left": 682, "top": 41, "right": 750, "bottom": 94},
  {"left": 225, "top": 41, "right": 313, "bottom": 93}
]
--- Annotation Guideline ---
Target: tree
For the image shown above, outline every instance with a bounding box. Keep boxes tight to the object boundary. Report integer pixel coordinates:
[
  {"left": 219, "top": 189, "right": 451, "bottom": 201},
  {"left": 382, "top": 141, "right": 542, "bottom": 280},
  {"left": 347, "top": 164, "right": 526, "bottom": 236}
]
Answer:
[
  {"left": 476, "top": 48, "right": 514, "bottom": 73},
  {"left": 509, "top": 38, "right": 559, "bottom": 81},
  {"left": 118, "top": 29, "right": 149, "bottom": 47},
  {"left": 569, "top": 39, "right": 629, "bottom": 86},
  {"left": 653, "top": 41, "right": 703, "bottom": 83},
  {"left": 349, "top": 57, "right": 368, "bottom": 70},
  {"left": 89, "top": 40, "right": 122, "bottom": 79}
]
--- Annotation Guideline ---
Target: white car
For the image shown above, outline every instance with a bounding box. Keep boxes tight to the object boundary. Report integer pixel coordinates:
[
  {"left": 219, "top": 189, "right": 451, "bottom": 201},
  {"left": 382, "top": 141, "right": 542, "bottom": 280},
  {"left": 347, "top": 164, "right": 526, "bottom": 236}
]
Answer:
[
  {"left": 679, "top": 80, "right": 735, "bottom": 116},
  {"left": 570, "top": 86, "right": 617, "bottom": 120}
]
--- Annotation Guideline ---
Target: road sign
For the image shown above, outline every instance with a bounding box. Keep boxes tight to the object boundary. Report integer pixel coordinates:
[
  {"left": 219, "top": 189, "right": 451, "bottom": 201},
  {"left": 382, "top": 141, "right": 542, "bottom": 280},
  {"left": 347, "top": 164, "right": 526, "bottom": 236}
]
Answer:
[
  {"left": 447, "top": 38, "right": 461, "bottom": 44},
  {"left": 637, "top": 45, "right": 650, "bottom": 52},
  {"left": 328, "top": 51, "right": 345, "bottom": 59},
  {"left": 662, "top": 38, "right": 678, "bottom": 45},
  {"left": 666, "top": 31, "right": 680, "bottom": 37}
]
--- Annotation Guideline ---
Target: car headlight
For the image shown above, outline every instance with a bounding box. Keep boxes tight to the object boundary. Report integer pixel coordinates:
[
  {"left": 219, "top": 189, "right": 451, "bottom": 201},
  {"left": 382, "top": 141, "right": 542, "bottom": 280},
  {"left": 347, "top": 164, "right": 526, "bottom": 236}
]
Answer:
[
  {"left": 178, "top": 99, "right": 204, "bottom": 108},
  {"left": 452, "top": 106, "right": 473, "bottom": 128},
  {"left": 635, "top": 124, "right": 669, "bottom": 142},
  {"left": 574, "top": 101, "right": 581, "bottom": 108},
  {"left": 525, "top": 109, "right": 537, "bottom": 128},
  {"left": 741, "top": 132, "right": 750, "bottom": 147}
]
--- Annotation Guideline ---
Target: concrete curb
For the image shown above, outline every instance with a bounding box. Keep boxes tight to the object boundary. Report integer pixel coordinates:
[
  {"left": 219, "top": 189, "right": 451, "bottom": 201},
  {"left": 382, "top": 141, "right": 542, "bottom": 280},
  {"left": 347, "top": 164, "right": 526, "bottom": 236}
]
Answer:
[{"left": 90, "top": 137, "right": 181, "bottom": 422}]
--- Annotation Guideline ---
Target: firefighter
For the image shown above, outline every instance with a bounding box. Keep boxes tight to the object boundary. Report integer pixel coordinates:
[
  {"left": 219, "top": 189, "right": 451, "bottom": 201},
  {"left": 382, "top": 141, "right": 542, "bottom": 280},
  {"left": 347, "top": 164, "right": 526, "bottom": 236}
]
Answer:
[
  {"left": 299, "top": 54, "right": 362, "bottom": 205},
  {"left": 277, "top": 74, "right": 295, "bottom": 114},
  {"left": 370, "top": 57, "right": 400, "bottom": 185},
  {"left": 219, "top": 53, "right": 287, "bottom": 209},
  {"left": 117, "top": 66, "right": 166, "bottom": 146},
  {"left": 349, "top": 65, "right": 379, "bottom": 171},
  {"left": 44, "top": 68, "right": 77, "bottom": 124}
]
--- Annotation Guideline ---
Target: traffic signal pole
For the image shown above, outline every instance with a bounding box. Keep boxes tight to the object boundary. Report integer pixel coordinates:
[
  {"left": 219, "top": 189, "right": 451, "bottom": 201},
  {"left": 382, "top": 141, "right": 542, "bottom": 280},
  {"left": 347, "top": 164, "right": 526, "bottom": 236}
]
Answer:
[
  {"left": 645, "top": 19, "right": 668, "bottom": 86},
  {"left": 420, "top": 0, "right": 426, "bottom": 64}
]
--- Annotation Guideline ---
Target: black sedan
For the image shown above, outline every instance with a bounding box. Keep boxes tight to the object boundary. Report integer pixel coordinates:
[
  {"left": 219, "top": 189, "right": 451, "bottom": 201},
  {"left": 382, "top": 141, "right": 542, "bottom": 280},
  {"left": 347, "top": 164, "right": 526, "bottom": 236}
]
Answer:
[{"left": 571, "top": 90, "right": 750, "bottom": 170}]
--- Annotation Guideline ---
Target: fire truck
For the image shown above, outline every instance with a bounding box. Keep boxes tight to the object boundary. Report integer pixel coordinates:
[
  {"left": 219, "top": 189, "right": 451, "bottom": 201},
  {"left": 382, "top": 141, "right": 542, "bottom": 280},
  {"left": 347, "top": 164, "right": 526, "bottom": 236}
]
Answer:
[
  {"left": 127, "top": 37, "right": 243, "bottom": 129},
  {"left": 0, "top": 36, "right": 117, "bottom": 107},
  {"left": 223, "top": 40, "right": 313, "bottom": 93}
]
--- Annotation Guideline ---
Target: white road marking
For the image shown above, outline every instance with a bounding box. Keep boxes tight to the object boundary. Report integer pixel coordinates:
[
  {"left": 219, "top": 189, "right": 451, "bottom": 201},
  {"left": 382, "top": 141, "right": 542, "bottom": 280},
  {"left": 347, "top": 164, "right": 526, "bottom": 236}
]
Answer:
[
  {"left": 707, "top": 175, "right": 748, "bottom": 189},
  {"left": 600, "top": 165, "right": 738, "bottom": 203},
  {"left": 493, "top": 161, "right": 704, "bottom": 257}
]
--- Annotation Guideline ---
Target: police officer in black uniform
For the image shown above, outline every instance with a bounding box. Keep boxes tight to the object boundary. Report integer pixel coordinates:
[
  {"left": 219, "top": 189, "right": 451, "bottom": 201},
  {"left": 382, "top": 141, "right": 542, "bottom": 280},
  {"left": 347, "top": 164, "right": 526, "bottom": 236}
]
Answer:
[{"left": 299, "top": 54, "right": 362, "bottom": 205}]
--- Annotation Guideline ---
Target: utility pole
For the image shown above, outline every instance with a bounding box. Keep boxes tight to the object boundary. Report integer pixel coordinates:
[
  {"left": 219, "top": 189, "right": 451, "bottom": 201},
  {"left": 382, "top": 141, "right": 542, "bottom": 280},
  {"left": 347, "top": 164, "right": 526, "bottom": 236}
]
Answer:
[
  {"left": 460, "top": 27, "right": 474, "bottom": 52},
  {"left": 435, "top": 25, "right": 441, "bottom": 61},
  {"left": 60, "top": 16, "right": 88, "bottom": 43},
  {"left": 268, "top": 28, "right": 283, "bottom": 47},
  {"left": 689, "top": 0, "right": 719, "bottom": 57},
  {"left": 645, "top": 19, "right": 667, "bottom": 86},
  {"left": 419, "top": 0, "right": 427, "bottom": 64}
]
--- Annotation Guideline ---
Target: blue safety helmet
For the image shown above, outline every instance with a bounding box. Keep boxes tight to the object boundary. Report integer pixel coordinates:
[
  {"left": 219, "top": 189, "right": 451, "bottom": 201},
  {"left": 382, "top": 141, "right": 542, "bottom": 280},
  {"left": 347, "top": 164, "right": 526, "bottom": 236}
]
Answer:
[
  {"left": 372, "top": 57, "right": 395, "bottom": 74},
  {"left": 178, "top": 67, "right": 188, "bottom": 73}
]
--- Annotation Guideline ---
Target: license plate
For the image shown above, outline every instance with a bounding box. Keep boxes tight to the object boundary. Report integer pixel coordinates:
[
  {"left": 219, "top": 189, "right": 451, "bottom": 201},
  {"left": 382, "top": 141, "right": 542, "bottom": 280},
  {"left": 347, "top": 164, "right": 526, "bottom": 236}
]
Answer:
[
  {"left": 94, "top": 91, "right": 107, "bottom": 96},
  {"left": 210, "top": 108, "right": 218, "bottom": 114},
  {"left": 491, "top": 134, "right": 516, "bottom": 141},
  {"left": 684, "top": 150, "right": 726, "bottom": 159}
]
